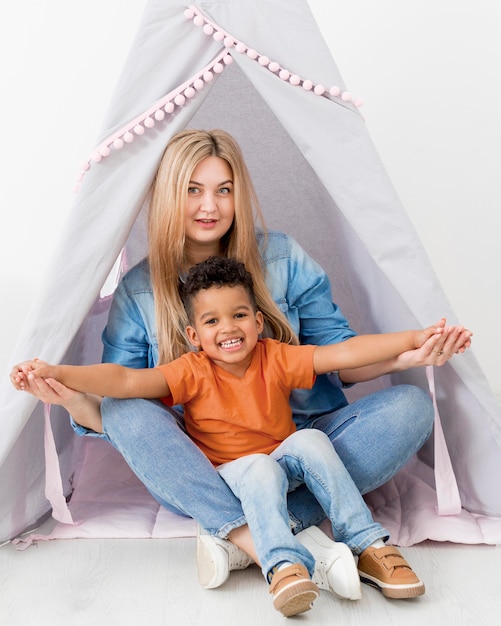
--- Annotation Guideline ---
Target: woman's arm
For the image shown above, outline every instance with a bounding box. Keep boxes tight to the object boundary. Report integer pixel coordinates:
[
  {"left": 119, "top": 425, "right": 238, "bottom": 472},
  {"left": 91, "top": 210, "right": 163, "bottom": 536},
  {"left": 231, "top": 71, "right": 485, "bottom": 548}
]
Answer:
[{"left": 44, "top": 380, "right": 104, "bottom": 433}]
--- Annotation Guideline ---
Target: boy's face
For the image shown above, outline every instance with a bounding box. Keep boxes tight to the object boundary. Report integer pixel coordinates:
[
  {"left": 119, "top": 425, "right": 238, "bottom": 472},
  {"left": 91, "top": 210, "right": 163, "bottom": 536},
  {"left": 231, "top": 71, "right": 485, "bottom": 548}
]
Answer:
[{"left": 186, "top": 285, "right": 264, "bottom": 376}]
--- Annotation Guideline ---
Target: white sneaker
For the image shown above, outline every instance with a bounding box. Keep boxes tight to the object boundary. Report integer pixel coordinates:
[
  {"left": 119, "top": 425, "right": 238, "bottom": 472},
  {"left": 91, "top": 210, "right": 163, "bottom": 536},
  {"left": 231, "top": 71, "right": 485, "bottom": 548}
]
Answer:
[
  {"left": 196, "top": 525, "right": 254, "bottom": 589},
  {"left": 296, "top": 526, "right": 362, "bottom": 600}
]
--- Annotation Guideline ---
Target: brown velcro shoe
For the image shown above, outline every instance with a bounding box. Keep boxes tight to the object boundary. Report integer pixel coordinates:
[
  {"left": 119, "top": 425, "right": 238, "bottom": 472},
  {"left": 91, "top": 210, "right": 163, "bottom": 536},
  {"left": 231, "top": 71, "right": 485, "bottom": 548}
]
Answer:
[
  {"left": 357, "top": 546, "right": 425, "bottom": 599},
  {"left": 269, "top": 563, "right": 319, "bottom": 617}
]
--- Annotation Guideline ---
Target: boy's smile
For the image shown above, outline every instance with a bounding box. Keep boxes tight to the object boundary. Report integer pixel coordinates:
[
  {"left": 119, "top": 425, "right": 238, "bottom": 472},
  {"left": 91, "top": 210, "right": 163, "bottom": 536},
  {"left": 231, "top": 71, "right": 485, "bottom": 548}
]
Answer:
[{"left": 186, "top": 284, "right": 264, "bottom": 377}]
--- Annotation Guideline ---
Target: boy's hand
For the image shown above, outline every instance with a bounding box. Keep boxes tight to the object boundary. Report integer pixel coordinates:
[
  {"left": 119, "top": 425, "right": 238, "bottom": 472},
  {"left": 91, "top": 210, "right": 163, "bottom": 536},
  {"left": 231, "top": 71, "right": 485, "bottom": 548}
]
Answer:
[
  {"left": 12, "top": 359, "right": 58, "bottom": 387},
  {"left": 10, "top": 359, "right": 40, "bottom": 391},
  {"left": 415, "top": 318, "right": 447, "bottom": 349}
]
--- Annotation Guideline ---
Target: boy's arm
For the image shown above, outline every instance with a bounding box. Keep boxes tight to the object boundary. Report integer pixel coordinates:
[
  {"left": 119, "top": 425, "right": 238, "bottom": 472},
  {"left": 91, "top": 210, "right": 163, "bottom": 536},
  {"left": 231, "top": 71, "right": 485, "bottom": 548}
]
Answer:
[
  {"left": 313, "top": 325, "right": 442, "bottom": 376},
  {"left": 337, "top": 320, "right": 472, "bottom": 383},
  {"left": 20, "top": 360, "right": 171, "bottom": 399}
]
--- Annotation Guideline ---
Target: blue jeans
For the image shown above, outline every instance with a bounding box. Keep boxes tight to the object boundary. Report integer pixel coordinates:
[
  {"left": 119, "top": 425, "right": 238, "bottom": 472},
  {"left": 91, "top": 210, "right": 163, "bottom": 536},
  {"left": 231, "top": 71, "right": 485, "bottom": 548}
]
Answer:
[
  {"left": 100, "top": 384, "right": 433, "bottom": 538},
  {"left": 218, "top": 429, "right": 388, "bottom": 579}
]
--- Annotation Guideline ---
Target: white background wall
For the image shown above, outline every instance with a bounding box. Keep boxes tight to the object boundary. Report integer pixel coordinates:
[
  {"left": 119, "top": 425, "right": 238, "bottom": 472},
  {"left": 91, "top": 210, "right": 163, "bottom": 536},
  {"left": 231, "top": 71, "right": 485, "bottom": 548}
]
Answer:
[{"left": 1, "top": 1, "right": 499, "bottom": 403}]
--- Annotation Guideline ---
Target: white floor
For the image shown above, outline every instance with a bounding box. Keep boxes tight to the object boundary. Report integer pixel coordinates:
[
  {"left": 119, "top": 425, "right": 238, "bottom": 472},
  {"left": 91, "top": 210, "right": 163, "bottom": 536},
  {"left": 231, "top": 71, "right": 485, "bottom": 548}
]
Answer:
[{"left": 1, "top": 523, "right": 500, "bottom": 626}]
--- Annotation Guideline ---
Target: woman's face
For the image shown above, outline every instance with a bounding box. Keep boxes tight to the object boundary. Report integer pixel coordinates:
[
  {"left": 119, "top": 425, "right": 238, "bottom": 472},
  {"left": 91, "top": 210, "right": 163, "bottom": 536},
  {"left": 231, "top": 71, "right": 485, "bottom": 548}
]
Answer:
[{"left": 184, "top": 156, "right": 235, "bottom": 259}]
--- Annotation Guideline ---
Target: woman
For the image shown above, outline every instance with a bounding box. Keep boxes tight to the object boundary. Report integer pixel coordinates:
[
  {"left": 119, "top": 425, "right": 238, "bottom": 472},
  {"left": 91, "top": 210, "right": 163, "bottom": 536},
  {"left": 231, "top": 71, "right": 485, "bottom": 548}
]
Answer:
[{"left": 22, "top": 129, "right": 470, "bottom": 595}]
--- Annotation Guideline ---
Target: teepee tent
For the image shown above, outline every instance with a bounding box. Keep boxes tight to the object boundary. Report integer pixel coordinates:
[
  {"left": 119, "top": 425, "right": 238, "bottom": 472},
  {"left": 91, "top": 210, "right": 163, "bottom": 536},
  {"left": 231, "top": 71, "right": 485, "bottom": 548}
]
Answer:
[{"left": 1, "top": 0, "right": 500, "bottom": 546}]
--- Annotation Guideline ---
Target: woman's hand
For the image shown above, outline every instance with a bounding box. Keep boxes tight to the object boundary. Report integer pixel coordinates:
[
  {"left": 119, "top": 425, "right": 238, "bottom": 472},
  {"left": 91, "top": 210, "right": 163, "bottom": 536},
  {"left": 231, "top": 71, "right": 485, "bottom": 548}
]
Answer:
[
  {"left": 339, "top": 319, "right": 472, "bottom": 383},
  {"left": 11, "top": 360, "right": 76, "bottom": 405},
  {"left": 10, "top": 360, "right": 103, "bottom": 432},
  {"left": 397, "top": 322, "right": 472, "bottom": 369}
]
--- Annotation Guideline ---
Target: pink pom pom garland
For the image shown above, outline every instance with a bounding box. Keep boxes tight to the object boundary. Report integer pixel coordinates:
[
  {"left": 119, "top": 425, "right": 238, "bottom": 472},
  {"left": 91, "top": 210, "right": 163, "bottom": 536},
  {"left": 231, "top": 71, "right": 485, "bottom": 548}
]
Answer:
[
  {"left": 185, "top": 5, "right": 361, "bottom": 107},
  {"left": 74, "top": 5, "right": 363, "bottom": 192}
]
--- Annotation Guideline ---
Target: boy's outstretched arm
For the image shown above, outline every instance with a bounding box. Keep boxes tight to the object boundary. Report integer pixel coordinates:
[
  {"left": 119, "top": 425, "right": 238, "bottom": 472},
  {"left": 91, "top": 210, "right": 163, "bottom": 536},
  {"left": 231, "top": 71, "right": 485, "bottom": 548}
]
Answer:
[
  {"left": 12, "top": 360, "right": 170, "bottom": 400},
  {"left": 337, "top": 319, "right": 472, "bottom": 383},
  {"left": 313, "top": 322, "right": 444, "bottom": 376}
]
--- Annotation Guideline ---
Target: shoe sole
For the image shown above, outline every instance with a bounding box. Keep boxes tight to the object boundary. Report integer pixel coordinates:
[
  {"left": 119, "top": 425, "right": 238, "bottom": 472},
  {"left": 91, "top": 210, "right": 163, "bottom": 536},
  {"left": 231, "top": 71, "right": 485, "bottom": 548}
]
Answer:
[
  {"left": 197, "top": 534, "right": 228, "bottom": 589},
  {"left": 359, "top": 573, "right": 425, "bottom": 599},
  {"left": 274, "top": 586, "right": 319, "bottom": 617}
]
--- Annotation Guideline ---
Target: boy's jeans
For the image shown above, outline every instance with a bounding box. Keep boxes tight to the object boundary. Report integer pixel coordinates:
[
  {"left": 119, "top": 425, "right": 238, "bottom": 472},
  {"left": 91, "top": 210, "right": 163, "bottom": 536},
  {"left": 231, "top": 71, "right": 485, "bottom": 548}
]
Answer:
[{"left": 218, "top": 429, "right": 388, "bottom": 579}]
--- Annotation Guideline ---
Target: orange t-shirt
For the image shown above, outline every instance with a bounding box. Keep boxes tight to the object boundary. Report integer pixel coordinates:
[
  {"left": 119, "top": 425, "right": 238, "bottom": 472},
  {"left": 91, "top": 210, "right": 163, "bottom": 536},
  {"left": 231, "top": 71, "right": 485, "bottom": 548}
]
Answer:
[{"left": 158, "top": 339, "right": 317, "bottom": 465}]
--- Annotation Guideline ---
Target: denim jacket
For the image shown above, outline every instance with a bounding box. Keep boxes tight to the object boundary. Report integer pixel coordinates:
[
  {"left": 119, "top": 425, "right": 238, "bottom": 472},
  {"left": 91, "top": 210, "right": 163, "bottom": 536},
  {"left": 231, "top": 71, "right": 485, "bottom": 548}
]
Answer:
[{"left": 73, "top": 230, "right": 356, "bottom": 435}]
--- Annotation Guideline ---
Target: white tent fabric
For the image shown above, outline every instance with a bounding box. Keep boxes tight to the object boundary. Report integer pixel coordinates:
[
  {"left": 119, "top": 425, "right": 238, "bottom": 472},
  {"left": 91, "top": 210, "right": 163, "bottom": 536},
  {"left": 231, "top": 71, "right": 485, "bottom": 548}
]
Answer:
[{"left": 1, "top": 0, "right": 500, "bottom": 545}]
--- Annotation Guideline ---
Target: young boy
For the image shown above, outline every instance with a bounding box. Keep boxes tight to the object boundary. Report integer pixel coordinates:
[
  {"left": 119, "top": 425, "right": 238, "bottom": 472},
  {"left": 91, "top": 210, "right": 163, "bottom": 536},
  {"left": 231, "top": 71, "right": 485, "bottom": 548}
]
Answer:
[{"left": 13, "top": 256, "right": 454, "bottom": 617}]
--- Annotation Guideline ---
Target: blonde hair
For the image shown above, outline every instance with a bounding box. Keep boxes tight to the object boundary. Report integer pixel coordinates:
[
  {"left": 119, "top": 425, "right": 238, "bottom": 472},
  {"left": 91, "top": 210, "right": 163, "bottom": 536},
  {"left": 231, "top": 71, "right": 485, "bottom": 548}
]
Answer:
[{"left": 148, "top": 128, "right": 298, "bottom": 364}]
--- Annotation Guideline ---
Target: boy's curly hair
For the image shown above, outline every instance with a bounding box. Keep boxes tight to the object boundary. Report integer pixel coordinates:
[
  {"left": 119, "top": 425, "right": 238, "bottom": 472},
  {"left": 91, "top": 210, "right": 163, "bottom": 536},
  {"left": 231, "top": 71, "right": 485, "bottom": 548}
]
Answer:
[{"left": 182, "top": 256, "right": 257, "bottom": 323}]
